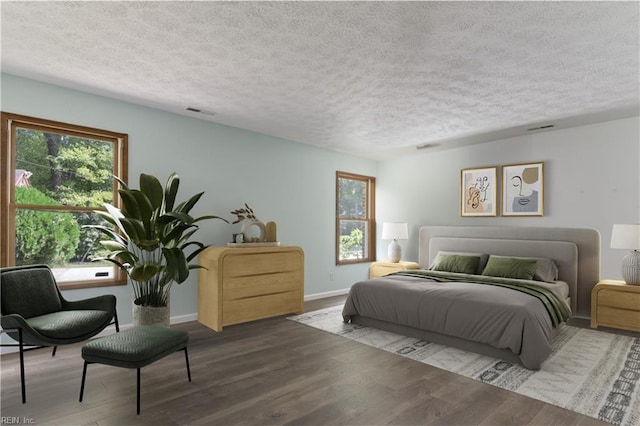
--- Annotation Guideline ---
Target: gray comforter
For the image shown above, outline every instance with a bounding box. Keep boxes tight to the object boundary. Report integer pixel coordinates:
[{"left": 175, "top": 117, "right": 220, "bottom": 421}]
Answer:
[{"left": 342, "top": 273, "right": 568, "bottom": 369}]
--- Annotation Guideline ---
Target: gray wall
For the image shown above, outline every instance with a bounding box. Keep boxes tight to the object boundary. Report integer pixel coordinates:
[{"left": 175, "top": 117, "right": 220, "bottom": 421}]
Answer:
[{"left": 376, "top": 117, "right": 640, "bottom": 282}]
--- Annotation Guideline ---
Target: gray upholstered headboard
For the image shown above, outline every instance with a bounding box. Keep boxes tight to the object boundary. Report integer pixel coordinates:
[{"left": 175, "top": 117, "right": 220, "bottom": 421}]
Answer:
[{"left": 418, "top": 226, "right": 601, "bottom": 319}]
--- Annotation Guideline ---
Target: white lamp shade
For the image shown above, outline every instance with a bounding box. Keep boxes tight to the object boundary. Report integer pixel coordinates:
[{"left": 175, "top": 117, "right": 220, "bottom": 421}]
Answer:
[
  {"left": 611, "top": 224, "right": 640, "bottom": 249},
  {"left": 381, "top": 222, "right": 408, "bottom": 240}
]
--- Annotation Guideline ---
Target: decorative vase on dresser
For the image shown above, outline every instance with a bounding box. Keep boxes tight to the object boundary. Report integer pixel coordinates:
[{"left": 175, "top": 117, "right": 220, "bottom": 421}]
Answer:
[{"left": 241, "top": 219, "right": 266, "bottom": 242}]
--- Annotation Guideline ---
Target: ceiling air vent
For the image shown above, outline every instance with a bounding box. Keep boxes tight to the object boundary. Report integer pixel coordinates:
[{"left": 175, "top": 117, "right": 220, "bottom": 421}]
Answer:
[
  {"left": 416, "top": 143, "right": 440, "bottom": 150},
  {"left": 526, "top": 124, "right": 555, "bottom": 131},
  {"left": 185, "top": 107, "right": 216, "bottom": 116}
]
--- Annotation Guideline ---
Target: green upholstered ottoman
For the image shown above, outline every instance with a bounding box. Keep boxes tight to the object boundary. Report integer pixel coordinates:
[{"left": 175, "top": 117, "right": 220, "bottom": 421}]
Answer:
[{"left": 79, "top": 326, "right": 190, "bottom": 414}]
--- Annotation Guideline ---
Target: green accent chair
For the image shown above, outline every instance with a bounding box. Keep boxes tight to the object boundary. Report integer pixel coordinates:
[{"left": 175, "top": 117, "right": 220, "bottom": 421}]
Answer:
[{"left": 0, "top": 264, "right": 119, "bottom": 403}]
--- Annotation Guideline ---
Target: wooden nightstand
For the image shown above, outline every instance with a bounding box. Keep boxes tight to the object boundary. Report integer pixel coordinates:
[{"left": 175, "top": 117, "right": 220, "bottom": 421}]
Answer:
[
  {"left": 591, "top": 279, "right": 640, "bottom": 332},
  {"left": 370, "top": 261, "right": 420, "bottom": 279}
]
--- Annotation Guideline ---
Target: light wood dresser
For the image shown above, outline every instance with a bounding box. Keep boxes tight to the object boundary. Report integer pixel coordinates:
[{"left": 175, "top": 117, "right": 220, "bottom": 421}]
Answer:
[
  {"left": 590, "top": 279, "right": 640, "bottom": 332},
  {"left": 198, "top": 245, "right": 304, "bottom": 331}
]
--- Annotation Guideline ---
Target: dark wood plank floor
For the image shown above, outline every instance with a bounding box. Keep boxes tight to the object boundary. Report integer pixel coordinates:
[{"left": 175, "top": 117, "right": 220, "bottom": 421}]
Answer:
[{"left": 0, "top": 296, "right": 616, "bottom": 425}]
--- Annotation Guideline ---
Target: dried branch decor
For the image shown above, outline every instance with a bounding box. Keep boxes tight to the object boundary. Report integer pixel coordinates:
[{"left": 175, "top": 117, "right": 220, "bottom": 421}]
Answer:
[{"left": 231, "top": 203, "right": 259, "bottom": 224}]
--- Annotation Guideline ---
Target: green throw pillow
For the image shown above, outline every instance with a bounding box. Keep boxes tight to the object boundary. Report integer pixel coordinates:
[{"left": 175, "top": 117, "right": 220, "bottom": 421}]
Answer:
[
  {"left": 430, "top": 254, "right": 481, "bottom": 275},
  {"left": 481, "top": 256, "right": 537, "bottom": 280},
  {"left": 486, "top": 255, "right": 559, "bottom": 282}
]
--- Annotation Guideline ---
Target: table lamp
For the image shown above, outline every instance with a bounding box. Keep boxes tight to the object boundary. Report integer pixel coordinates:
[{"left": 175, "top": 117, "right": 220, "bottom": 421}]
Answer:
[
  {"left": 610, "top": 224, "right": 640, "bottom": 285},
  {"left": 381, "top": 222, "right": 408, "bottom": 263}
]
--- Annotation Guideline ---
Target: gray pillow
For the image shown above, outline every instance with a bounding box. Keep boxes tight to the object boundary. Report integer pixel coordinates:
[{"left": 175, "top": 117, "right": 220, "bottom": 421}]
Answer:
[
  {"left": 487, "top": 255, "right": 559, "bottom": 282},
  {"left": 429, "top": 251, "right": 489, "bottom": 274}
]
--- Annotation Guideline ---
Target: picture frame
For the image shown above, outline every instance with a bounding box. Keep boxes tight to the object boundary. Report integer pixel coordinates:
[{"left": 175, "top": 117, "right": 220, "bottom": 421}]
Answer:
[
  {"left": 501, "top": 162, "right": 544, "bottom": 216},
  {"left": 460, "top": 166, "right": 498, "bottom": 217}
]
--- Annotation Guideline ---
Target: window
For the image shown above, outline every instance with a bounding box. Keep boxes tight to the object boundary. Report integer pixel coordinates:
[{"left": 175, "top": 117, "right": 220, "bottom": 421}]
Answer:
[
  {"left": 1, "top": 112, "right": 128, "bottom": 289},
  {"left": 336, "top": 171, "right": 376, "bottom": 264}
]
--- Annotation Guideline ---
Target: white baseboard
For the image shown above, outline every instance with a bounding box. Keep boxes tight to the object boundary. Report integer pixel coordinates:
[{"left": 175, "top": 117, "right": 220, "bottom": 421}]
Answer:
[
  {"left": 170, "top": 312, "right": 199, "bottom": 324},
  {"left": 304, "top": 288, "right": 350, "bottom": 301}
]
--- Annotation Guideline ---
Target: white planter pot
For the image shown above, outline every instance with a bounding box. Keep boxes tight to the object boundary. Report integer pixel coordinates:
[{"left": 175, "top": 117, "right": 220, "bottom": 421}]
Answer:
[{"left": 132, "top": 302, "right": 170, "bottom": 327}]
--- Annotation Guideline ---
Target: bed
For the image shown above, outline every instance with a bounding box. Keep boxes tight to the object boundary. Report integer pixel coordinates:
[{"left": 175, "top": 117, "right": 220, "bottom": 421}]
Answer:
[{"left": 342, "top": 226, "right": 601, "bottom": 370}]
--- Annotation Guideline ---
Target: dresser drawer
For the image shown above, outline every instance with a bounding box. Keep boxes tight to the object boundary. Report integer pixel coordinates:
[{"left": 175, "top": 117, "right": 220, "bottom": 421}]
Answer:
[
  {"left": 597, "top": 289, "right": 640, "bottom": 311},
  {"left": 223, "top": 251, "right": 302, "bottom": 277},
  {"left": 223, "top": 271, "right": 301, "bottom": 300},
  {"left": 223, "top": 290, "right": 302, "bottom": 326},
  {"left": 597, "top": 306, "right": 640, "bottom": 332}
]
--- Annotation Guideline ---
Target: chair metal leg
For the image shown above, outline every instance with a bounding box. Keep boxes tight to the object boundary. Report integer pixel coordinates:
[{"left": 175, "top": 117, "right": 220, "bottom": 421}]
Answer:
[
  {"left": 137, "top": 368, "right": 141, "bottom": 415},
  {"left": 0, "top": 327, "right": 49, "bottom": 404},
  {"left": 184, "top": 347, "right": 191, "bottom": 382},
  {"left": 51, "top": 346, "right": 57, "bottom": 357},
  {"left": 79, "top": 361, "right": 88, "bottom": 402},
  {"left": 18, "top": 328, "right": 26, "bottom": 404}
]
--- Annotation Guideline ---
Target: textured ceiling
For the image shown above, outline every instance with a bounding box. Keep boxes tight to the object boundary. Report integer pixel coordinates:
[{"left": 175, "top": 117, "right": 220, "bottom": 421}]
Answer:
[{"left": 1, "top": 1, "right": 639, "bottom": 159}]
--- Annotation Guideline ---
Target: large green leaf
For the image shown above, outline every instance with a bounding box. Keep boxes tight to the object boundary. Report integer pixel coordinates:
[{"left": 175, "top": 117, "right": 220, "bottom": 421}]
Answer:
[
  {"left": 100, "top": 240, "right": 128, "bottom": 252},
  {"left": 194, "top": 214, "right": 229, "bottom": 224},
  {"left": 95, "top": 210, "right": 118, "bottom": 227},
  {"left": 188, "top": 264, "right": 207, "bottom": 272},
  {"left": 106, "top": 249, "right": 138, "bottom": 266},
  {"left": 88, "top": 224, "right": 128, "bottom": 245},
  {"left": 129, "top": 190, "right": 154, "bottom": 237},
  {"left": 104, "top": 203, "right": 129, "bottom": 238},
  {"left": 185, "top": 243, "right": 207, "bottom": 262},
  {"left": 118, "top": 217, "right": 145, "bottom": 243},
  {"left": 136, "top": 240, "right": 160, "bottom": 251},
  {"left": 118, "top": 189, "right": 141, "bottom": 219},
  {"left": 161, "top": 224, "right": 197, "bottom": 247},
  {"left": 96, "top": 257, "right": 128, "bottom": 270},
  {"left": 130, "top": 264, "right": 160, "bottom": 282},
  {"left": 163, "top": 247, "right": 189, "bottom": 283},
  {"left": 139, "top": 173, "right": 164, "bottom": 210},
  {"left": 173, "top": 228, "right": 199, "bottom": 247},
  {"left": 163, "top": 173, "right": 180, "bottom": 213},
  {"left": 132, "top": 189, "right": 154, "bottom": 217},
  {"left": 175, "top": 192, "right": 204, "bottom": 214},
  {"left": 164, "top": 211, "right": 194, "bottom": 224},
  {"left": 114, "top": 175, "right": 130, "bottom": 191}
]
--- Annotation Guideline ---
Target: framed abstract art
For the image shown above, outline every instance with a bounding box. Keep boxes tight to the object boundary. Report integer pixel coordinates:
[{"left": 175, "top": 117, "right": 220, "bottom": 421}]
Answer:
[
  {"left": 460, "top": 166, "right": 498, "bottom": 217},
  {"left": 501, "top": 162, "right": 544, "bottom": 216}
]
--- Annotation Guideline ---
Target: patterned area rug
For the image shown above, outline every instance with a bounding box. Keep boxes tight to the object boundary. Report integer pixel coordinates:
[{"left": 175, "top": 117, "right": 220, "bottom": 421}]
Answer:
[{"left": 288, "top": 306, "right": 640, "bottom": 426}]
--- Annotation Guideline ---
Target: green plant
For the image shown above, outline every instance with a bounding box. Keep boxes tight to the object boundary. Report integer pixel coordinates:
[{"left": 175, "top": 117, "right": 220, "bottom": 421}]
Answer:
[{"left": 86, "top": 172, "right": 228, "bottom": 307}]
